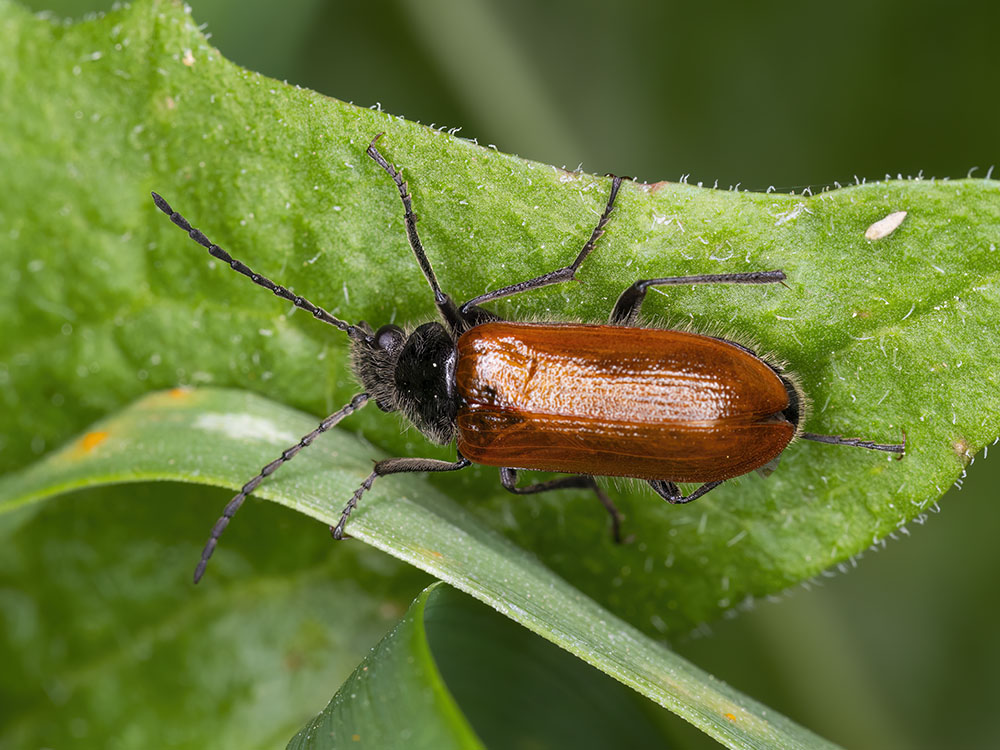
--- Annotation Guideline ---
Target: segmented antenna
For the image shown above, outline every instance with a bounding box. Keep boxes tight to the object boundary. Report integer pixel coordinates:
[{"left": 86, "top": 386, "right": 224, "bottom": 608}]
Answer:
[
  {"left": 150, "top": 192, "right": 372, "bottom": 345},
  {"left": 193, "top": 392, "right": 371, "bottom": 583},
  {"left": 801, "top": 431, "right": 906, "bottom": 454},
  {"left": 365, "top": 133, "right": 448, "bottom": 306}
]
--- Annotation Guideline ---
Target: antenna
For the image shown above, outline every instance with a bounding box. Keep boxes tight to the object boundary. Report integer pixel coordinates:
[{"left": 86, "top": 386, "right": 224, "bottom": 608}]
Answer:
[{"left": 151, "top": 192, "right": 372, "bottom": 345}]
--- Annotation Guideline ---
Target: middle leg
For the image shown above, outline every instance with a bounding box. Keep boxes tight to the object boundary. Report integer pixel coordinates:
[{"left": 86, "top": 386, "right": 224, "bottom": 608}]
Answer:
[
  {"left": 647, "top": 479, "right": 724, "bottom": 505},
  {"left": 459, "top": 177, "right": 624, "bottom": 314},
  {"left": 500, "top": 467, "right": 625, "bottom": 543},
  {"left": 610, "top": 271, "right": 786, "bottom": 326},
  {"left": 332, "top": 455, "right": 472, "bottom": 539}
]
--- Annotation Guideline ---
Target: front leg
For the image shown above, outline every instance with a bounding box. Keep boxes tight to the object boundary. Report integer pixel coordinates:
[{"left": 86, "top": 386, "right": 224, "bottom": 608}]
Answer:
[{"left": 331, "top": 456, "right": 472, "bottom": 539}]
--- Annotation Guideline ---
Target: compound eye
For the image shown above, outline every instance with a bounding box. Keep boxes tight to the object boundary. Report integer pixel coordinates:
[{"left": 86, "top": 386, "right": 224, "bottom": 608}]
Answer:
[{"left": 374, "top": 324, "right": 405, "bottom": 352}]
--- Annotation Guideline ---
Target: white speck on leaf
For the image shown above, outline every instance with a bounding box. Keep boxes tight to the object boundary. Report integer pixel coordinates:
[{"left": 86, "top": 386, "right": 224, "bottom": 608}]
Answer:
[
  {"left": 195, "top": 413, "right": 300, "bottom": 445},
  {"left": 773, "top": 202, "right": 808, "bottom": 226},
  {"left": 865, "top": 210, "right": 907, "bottom": 240}
]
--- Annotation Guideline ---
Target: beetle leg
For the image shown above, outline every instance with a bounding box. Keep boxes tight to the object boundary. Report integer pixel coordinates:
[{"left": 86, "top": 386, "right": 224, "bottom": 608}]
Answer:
[
  {"left": 500, "top": 468, "right": 624, "bottom": 543},
  {"left": 457, "top": 302, "right": 504, "bottom": 328},
  {"left": 800, "top": 431, "right": 906, "bottom": 454},
  {"left": 331, "top": 455, "right": 472, "bottom": 539},
  {"left": 610, "top": 271, "right": 787, "bottom": 326},
  {"left": 647, "top": 479, "right": 725, "bottom": 505},
  {"left": 458, "top": 177, "right": 624, "bottom": 315}
]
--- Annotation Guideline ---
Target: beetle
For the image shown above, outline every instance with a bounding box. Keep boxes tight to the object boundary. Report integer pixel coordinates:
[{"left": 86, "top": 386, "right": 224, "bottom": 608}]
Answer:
[{"left": 151, "top": 133, "right": 905, "bottom": 583}]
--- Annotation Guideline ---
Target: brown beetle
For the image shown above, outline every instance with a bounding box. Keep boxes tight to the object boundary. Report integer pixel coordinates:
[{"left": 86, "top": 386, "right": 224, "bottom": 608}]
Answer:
[{"left": 152, "top": 134, "right": 905, "bottom": 583}]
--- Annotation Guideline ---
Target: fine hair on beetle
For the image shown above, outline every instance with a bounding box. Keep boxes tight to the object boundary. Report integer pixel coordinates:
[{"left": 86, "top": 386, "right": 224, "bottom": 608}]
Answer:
[{"left": 151, "top": 133, "right": 906, "bottom": 584}]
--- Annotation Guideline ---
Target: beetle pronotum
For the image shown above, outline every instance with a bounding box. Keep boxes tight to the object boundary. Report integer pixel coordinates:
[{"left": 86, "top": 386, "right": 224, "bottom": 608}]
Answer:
[{"left": 152, "top": 134, "right": 905, "bottom": 583}]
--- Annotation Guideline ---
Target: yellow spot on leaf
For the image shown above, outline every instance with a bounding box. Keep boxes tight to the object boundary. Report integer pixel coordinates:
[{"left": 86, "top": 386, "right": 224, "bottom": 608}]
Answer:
[
  {"left": 724, "top": 712, "right": 737, "bottom": 722},
  {"left": 352, "top": 734, "right": 361, "bottom": 742},
  {"left": 80, "top": 431, "right": 109, "bottom": 452},
  {"left": 168, "top": 387, "right": 191, "bottom": 399}
]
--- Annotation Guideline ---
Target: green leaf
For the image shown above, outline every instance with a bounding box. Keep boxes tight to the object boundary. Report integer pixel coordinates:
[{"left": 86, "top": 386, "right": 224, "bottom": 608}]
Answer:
[
  {"left": 3, "top": 0, "right": 998, "bottom": 635},
  {"left": 0, "top": 388, "right": 838, "bottom": 749},
  {"left": 0, "top": 479, "right": 430, "bottom": 749},
  {"left": 289, "top": 583, "right": 674, "bottom": 750},
  {"left": 288, "top": 583, "right": 485, "bottom": 750},
  {"left": 1, "top": 0, "right": 998, "bottom": 745}
]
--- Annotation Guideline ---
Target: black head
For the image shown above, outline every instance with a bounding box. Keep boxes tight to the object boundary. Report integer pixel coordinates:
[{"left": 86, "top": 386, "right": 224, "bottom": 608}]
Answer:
[{"left": 350, "top": 321, "right": 458, "bottom": 445}]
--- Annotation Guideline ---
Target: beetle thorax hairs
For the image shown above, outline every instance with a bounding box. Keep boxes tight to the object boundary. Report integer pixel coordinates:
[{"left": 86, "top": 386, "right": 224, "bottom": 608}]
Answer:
[{"left": 352, "top": 321, "right": 458, "bottom": 445}]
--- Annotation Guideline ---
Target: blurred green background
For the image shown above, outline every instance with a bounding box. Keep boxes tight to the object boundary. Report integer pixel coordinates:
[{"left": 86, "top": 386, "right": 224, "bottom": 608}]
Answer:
[{"left": 20, "top": 0, "right": 999, "bottom": 747}]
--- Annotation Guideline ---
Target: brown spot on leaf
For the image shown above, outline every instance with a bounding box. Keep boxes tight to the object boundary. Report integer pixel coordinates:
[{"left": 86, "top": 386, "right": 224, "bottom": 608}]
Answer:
[
  {"left": 953, "top": 437, "right": 971, "bottom": 460},
  {"left": 379, "top": 601, "right": 405, "bottom": 620}
]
